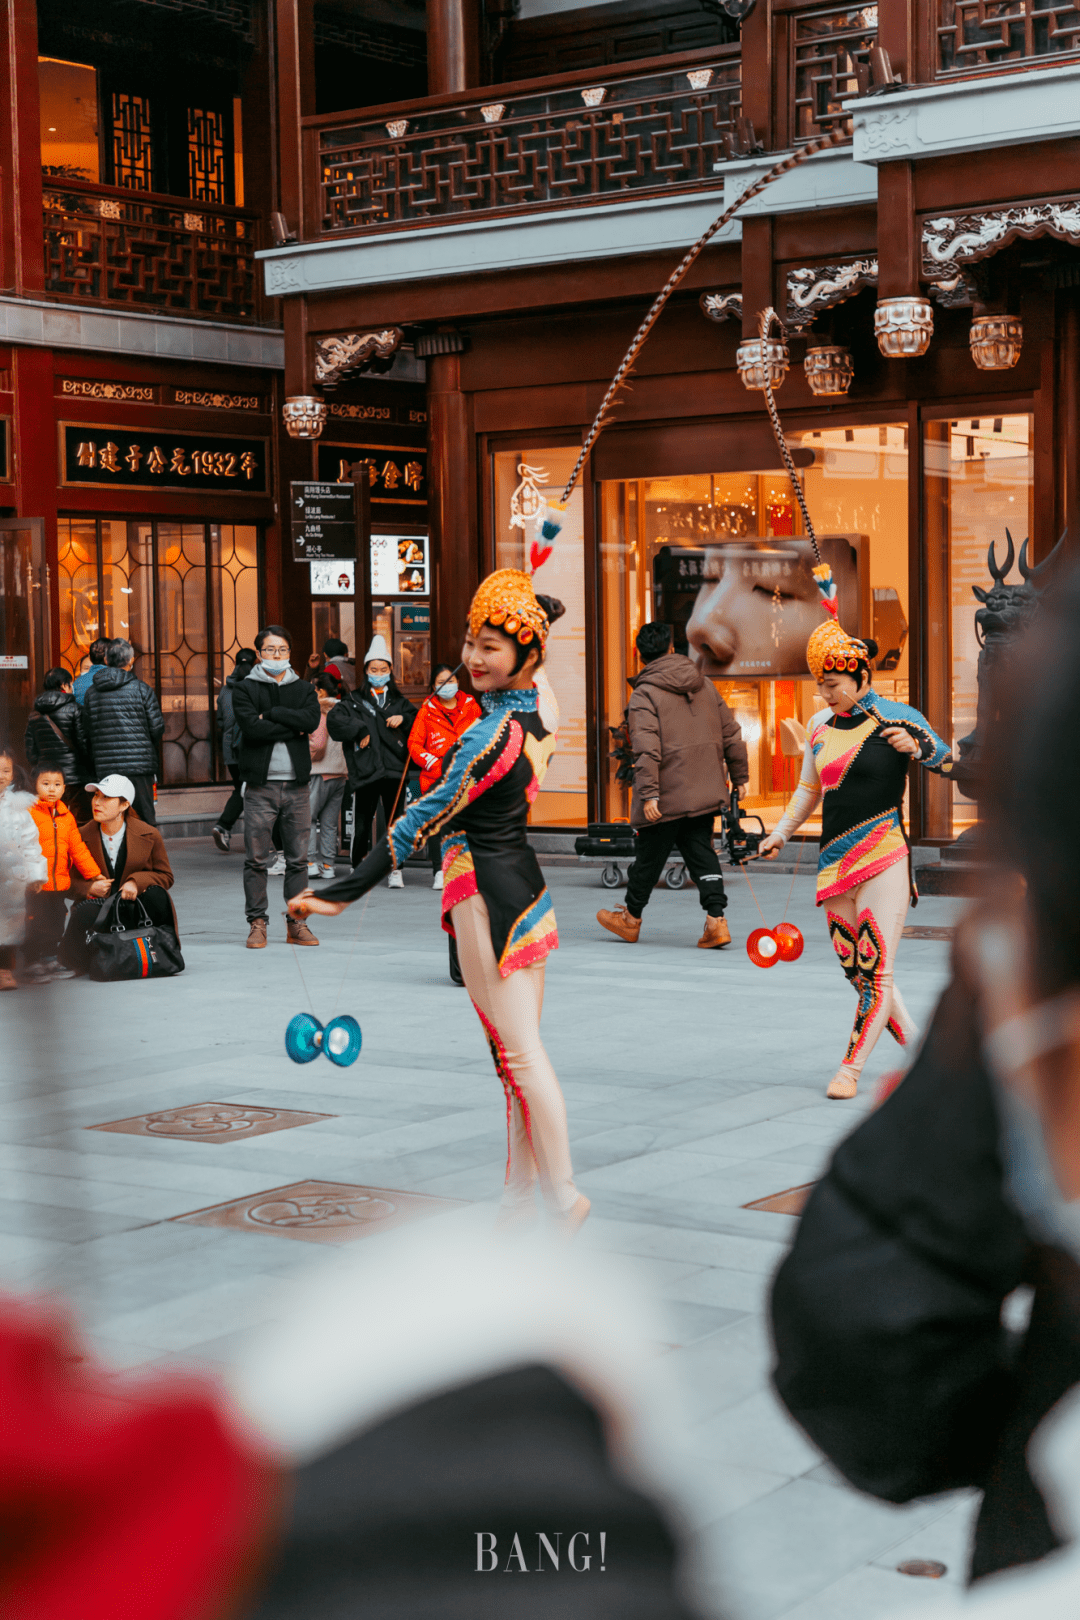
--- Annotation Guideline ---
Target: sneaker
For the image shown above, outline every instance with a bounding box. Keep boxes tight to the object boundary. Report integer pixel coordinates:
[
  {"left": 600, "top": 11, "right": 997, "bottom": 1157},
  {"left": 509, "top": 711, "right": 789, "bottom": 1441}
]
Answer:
[
  {"left": 42, "top": 957, "right": 76, "bottom": 980},
  {"left": 596, "top": 905, "right": 641, "bottom": 944},
  {"left": 212, "top": 825, "right": 231, "bottom": 852},
  {"left": 268, "top": 855, "right": 287, "bottom": 876},
  {"left": 432, "top": 869, "right": 444, "bottom": 891},
  {"left": 308, "top": 861, "right": 320, "bottom": 878},
  {"left": 319, "top": 864, "right": 336, "bottom": 880},
  {"left": 388, "top": 869, "right": 404, "bottom": 889}
]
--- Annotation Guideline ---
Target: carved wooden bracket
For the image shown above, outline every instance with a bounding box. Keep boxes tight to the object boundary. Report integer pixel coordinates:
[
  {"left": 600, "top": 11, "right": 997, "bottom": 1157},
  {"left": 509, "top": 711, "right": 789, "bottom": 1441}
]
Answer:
[
  {"left": 921, "top": 199, "right": 1080, "bottom": 280},
  {"left": 785, "top": 258, "right": 878, "bottom": 329},
  {"left": 313, "top": 328, "right": 404, "bottom": 388},
  {"left": 700, "top": 291, "right": 743, "bottom": 324}
]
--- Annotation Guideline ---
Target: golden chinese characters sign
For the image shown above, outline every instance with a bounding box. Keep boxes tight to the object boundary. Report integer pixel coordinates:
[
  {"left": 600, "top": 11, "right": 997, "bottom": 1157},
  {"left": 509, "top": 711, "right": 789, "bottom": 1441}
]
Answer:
[
  {"left": 317, "top": 441, "right": 426, "bottom": 527},
  {"left": 60, "top": 423, "right": 269, "bottom": 495}
]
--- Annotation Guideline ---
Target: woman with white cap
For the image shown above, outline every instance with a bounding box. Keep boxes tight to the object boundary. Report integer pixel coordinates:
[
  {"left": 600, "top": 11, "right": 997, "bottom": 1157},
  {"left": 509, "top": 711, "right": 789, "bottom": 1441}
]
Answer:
[{"left": 326, "top": 634, "right": 416, "bottom": 882}]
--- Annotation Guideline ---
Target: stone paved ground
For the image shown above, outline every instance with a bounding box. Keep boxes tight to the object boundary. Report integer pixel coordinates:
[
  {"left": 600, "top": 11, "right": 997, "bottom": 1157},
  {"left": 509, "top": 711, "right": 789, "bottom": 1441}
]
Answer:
[{"left": 2, "top": 842, "right": 973, "bottom": 1619}]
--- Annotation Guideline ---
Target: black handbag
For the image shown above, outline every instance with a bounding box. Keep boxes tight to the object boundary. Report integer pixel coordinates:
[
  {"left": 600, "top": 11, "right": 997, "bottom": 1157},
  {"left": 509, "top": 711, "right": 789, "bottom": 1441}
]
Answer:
[{"left": 87, "top": 893, "right": 185, "bottom": 981}]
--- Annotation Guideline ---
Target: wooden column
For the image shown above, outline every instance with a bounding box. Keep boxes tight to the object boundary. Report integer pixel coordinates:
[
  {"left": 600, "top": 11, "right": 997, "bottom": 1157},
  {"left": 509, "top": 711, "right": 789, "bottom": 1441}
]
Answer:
[
  {"left": 919, "top": 418, "right": 953, "bottom": 840},
  {"left": 741, "top": 217, "right": 774, "bottom": 336},
  {"left": 876, "top": 161, "right": 918, "bottom": 298},
  {"left": 14, "top": 346, "right": 58, "bottom": 658},
  {"left": 275, "top": 0, "right": 316, "bottom": 237},
  {"left": 5, "top": 0, "right": 45, "bottom": 294},
  {"left": 1054, "top": 290, "right": 1080, "bottom": 557},
  {"left": 428, "top": 347, "right": 477, "bottom": 669},
  {"left": 427, "top": 0, "right": 480, "bottom": 95},
  {"left": 877, "top": 0, "right": 912, "bottom": 83},
  {"left": 739, "top": 0, "right": 772, "bottom": 149}
]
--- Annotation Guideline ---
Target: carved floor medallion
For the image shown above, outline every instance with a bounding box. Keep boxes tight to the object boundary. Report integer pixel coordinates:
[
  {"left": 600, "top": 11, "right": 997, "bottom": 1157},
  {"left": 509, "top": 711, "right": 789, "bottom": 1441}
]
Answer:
[
  {"left": 743, "top": 1183, "right": 815, "bottom": 1215},
  {"left": 172, "top": 1180, "right": 466, "bottom": 1244},
  {"left": 90, "top": 1102, "right": 334, "bottom": 1145}
]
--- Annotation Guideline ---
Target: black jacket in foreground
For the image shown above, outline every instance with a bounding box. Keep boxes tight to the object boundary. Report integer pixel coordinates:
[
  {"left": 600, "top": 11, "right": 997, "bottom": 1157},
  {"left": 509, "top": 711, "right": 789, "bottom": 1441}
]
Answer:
[
  {"left": 770, "top": 973, "right": 1080, "bottom": 1583},
  {"left": 25, "top": 690, "right": 88, "bottom": 785},
  {"left": 327, "top": 686, "right": 417, "bottom": 788},
  {"left": 232, "top": 672, "right": 320, "bottom": 787},
  {"left": 80, "top": 667, "right": 165, "bottom": 776}
]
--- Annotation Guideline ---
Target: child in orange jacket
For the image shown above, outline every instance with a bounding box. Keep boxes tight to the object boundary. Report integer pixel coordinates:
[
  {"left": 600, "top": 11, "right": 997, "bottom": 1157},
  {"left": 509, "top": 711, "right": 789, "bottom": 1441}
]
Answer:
[
  {"left": 407, "top": 666, "right": 481, "bottom": 891},
  {"left": 26, "top": 766, "right": 106, "bottom": 982}
]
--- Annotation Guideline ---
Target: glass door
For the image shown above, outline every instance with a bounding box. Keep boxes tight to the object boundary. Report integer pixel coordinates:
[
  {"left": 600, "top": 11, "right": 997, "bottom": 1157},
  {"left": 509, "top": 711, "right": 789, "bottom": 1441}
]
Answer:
[{"left": 0, "top": 518, "right": 49, "bottom": 748}]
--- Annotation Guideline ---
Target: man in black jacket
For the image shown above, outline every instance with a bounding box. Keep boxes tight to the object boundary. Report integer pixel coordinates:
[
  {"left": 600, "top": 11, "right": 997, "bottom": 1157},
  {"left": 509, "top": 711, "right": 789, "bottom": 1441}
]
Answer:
[
  {"left": 233, "top": 626, "right": 321, "bottom": 950},
  {"left": 79, "top": 639, "right": 164, "bottom": 825},
  {"left": 25, "top": 667, "right": 91, "bottom": 819}
]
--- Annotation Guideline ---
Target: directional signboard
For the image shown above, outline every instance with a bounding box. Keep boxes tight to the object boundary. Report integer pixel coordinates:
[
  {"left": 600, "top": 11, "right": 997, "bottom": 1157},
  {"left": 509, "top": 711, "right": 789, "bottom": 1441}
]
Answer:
[{"left": 290, "top": 481, "right": 357, "bottom": 561}]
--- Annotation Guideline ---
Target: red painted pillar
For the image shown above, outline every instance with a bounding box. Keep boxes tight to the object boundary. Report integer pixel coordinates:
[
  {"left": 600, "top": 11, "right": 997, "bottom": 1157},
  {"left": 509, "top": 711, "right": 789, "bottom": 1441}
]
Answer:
[{"left": 14, "top": 347, "right": 58, "bottom": 663}]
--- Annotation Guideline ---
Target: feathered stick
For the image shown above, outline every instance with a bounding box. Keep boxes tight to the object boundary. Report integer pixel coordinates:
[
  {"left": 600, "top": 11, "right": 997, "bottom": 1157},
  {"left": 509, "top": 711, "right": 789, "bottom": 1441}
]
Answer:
[{"left": 531, "top": 125, "right": 852, "bottom": 564}]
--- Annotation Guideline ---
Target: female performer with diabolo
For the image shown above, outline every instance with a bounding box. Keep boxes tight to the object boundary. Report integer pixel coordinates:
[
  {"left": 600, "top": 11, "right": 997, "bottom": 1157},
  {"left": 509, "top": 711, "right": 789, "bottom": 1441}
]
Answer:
[
  {"left": 289, "top": 570, "right": 588, "bottom": 1234},
  {"left": 757, "top": 617, "right": 954, "bottom": 1099}
]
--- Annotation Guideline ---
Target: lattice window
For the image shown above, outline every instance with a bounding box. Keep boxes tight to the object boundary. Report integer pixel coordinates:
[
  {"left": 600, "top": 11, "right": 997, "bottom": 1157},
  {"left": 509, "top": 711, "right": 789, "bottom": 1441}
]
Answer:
[
  {"left": 188, "top": 107, "right": 228, "bottom": 204},
  {"left": 111, "top": 93, "right": 154, "bottom": 191},
  {"left": 937, "top": 0, "right": 1080, "bottom": 72},
  {"left": 792, "top": 6, "right": 876, "bottom": 141}
]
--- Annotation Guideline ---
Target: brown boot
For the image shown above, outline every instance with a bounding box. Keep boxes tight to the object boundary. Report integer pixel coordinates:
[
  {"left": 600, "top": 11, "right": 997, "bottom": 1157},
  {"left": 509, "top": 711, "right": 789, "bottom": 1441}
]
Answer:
[
  {"left": 597, "top": 905, "right": 641, "bottom": 943},
  {"left": 246, "top": 917, "right": 268, "bottom": 949},
  {"left": 697, "top": 915, "right": 732, "bottom": 949},
  {"left": 287, "top": 916, "right": 319, "bottom": 947}
]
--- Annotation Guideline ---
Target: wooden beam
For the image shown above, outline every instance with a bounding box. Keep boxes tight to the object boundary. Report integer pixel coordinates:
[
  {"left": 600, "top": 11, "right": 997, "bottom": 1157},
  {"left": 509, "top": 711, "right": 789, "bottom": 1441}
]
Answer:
[
  {"left": 427, "top": 0, "right": 480, "bottom": 94},
  {"left": 428, "top": 349, "right": 478, "bottom": 669}
]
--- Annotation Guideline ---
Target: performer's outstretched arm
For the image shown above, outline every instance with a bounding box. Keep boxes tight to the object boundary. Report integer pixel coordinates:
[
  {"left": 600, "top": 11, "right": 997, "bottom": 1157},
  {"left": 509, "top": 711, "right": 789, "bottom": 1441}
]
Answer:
[
  {"left": 299, "top": 713, "right": 525, "bottom": 910},
  {"left": 762, "top": 737, "right": 822, "bottom": 853}
]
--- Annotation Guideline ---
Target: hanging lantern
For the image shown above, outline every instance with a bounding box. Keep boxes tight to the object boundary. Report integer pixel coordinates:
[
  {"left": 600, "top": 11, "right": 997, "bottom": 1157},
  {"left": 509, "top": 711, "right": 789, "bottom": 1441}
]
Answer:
[
  {"left": 736, "top": 306, "right": 789, "bottom": 392},
  {"left": 803, "top": 344, "right": 854, "bottom": 397},
  {"left": 969, "top": 313, "right": 1023, "bottom": 371},
  {"left": 282, "top": 396, "right": 327, "bottom": 440},
  {"left": 873, "top": 296, "right": 934, "bottom": 358}
]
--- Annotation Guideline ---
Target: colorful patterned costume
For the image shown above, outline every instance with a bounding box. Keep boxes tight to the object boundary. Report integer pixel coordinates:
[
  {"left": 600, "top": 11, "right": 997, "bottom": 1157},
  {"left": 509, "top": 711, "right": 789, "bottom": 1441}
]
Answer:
[
  {"left": 317, "top": 680, "right": 577, "bottom": 1214},
  {"left": 771, "top": 689, "right": 952, "bottom": 1091}
]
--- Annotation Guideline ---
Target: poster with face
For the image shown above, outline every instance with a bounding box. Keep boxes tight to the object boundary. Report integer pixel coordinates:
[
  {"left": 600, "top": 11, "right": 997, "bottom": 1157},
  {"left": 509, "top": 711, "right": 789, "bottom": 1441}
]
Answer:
[
  {"left": 654, "top": 535, "right": 865, "bottom": 679},
  {"left": 310, "top": 559, "right": 355, "bottom": 596}
]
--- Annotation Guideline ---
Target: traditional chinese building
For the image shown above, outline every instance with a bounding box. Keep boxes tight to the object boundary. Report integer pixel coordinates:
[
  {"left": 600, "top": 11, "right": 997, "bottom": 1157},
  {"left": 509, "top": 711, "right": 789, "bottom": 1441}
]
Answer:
[{"left": 259, "top": 0, "right": 1080, "bottom": 848}]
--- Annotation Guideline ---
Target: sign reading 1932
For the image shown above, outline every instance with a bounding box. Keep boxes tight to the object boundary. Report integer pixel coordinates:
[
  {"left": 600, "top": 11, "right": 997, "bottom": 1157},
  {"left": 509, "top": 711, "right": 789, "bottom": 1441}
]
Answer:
[
  {"left": 291, "top": 481, "right": 357, "bottom": 561},
  {"left": 60, "top": 423, "right": 269, "bottom": 494}
]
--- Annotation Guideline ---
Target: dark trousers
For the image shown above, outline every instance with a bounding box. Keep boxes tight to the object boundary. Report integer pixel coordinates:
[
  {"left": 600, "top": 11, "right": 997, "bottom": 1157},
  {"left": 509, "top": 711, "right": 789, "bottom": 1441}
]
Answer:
[
  {"left": 350, "top": 776, "right": 403, "bottom": 866},
  {"left": 428, "top": 835, "right": 442, "bottom": 874},
  {"left": 243, "top": 781, "right": 311, "bottom": 921},
  {"left": 217, "top": 764, "right": 245, "bottom": 830},
  {"left": 126, "top": 775, "right": 156, "bottom": 826},
  {"left": 25, "top": 890, "right": 68, "bottom": 963},
  {"left": 60, "top": 887, "right": 173, "bottom": 974},
  {"left": 624, "top": 812, "right": 728, "bottom": 919}
]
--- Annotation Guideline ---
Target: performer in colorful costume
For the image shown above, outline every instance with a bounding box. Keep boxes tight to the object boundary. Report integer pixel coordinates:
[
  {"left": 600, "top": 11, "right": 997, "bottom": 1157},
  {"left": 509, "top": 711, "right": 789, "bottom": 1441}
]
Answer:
[
  {"left": 758, "top": 616, "right": 953, "bottom": 1099},
  {"left": 289, "top": 570, "right": 587, "bottom": 1233}
]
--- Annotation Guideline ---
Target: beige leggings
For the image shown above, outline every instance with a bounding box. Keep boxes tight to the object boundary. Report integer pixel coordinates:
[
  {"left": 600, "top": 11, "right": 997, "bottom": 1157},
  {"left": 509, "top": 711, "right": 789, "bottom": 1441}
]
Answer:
[
  {"left": 825, "top": 859, "right": 916, "bottom": 1086},
  {"left": 452, "top": 892, "right": 578, "bottom": 1213}
]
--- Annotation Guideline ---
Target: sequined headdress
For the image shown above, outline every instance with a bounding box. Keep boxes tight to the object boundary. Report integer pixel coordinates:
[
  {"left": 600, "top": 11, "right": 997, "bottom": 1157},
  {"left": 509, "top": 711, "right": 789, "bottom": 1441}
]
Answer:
[
  {"left": 469, "top": 569, "right": 550, "bottom": 647},
  {"left": 806, "top": 618, "right": 872, "bottom": 684}
]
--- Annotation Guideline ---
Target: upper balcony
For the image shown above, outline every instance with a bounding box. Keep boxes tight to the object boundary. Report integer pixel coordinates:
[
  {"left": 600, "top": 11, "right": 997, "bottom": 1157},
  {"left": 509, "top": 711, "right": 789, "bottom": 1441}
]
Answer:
[
  {"left": 42, "top": 177, "right": 264, "bottom": 326},
  {"left": 301, "top": 46, "right": 742, "bottom": 241}
]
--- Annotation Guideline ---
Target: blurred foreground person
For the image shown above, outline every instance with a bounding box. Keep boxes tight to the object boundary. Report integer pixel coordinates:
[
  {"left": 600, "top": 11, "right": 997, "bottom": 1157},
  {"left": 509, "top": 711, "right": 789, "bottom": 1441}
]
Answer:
[
  {"left": 771, "top": 561, "right": 1080, "bottom": 1582},
  {"left": 0, "top": 1227, "right": 703, "bottom": 1619},
  {"left": 0, "top": 747, "right": 45, "bottom": 991}
]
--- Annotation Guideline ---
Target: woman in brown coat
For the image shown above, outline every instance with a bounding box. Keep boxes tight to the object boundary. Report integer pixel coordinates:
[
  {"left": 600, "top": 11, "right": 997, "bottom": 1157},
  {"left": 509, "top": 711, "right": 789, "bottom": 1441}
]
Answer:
[
  {"left": 60, "top": 772, "right": 179, "bottom": 973},
  {"left": 597, "top": 620, "right": 748, "bottom": 949}
]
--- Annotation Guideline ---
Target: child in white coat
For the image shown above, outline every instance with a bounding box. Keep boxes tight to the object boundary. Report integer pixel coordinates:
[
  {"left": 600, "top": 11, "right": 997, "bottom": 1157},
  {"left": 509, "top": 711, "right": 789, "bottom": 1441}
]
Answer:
[{"left": 0, "top": 747, "right": 48, "bottom": 989}]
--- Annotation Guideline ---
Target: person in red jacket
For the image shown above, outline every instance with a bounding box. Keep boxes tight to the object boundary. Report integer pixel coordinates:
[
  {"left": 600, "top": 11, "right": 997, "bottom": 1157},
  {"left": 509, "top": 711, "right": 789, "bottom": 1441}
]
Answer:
[
  {"left": 25, "top": 765, "right": 106, "bottom": 982},
  {"left": 407, "top": 664, "right": 480, "bottom": 892}
]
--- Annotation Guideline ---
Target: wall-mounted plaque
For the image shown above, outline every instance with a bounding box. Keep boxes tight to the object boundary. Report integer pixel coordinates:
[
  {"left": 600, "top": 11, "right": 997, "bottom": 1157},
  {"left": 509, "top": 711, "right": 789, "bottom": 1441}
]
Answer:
[
  {"left": 318, "top": 442, "right": 427, "bottom": 510},
  {"left": 370, "top": 532, "right": 428, "bottom": 597},
  {"left": 60, "top": 423, "right": 268, "bottom": 494}
]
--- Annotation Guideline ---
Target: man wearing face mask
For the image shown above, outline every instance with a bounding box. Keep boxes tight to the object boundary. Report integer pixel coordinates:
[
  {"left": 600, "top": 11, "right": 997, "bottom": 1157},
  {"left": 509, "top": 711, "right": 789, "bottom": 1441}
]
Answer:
[
  {"left": 407, "top": 663, "right": 481, "bottom": 892},
  {"left": 327, "top": 635, "right": 416, "bottom": 882},
  {"left": 232, "top": 625, "right": 321, "bottom": 949}
]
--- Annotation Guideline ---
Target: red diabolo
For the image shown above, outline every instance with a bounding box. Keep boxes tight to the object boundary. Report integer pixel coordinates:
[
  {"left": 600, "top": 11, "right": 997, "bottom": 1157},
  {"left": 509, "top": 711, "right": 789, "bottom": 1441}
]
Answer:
[
  {"left": 774, "top": 923, "right": 805, "bottom": 961},
  {"left": 747, "top": 928, "right": 780, "bottom": 968}
]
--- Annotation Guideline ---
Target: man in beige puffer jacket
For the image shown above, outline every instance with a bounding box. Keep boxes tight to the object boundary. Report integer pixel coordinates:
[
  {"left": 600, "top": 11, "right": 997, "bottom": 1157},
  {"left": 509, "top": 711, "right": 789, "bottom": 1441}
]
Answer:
[{"left": 598, "top": 621, "right": 748, "bottom": 949}]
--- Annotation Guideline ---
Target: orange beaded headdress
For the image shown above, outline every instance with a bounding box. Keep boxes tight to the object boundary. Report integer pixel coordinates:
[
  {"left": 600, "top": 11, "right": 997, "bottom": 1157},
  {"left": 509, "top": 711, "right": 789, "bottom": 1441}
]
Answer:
[
  {"left": 806, "top": 618, "right": 871, "bottom": 684},
  {"left": 468, "top": 569, "right": 550, "bottom": 647}
]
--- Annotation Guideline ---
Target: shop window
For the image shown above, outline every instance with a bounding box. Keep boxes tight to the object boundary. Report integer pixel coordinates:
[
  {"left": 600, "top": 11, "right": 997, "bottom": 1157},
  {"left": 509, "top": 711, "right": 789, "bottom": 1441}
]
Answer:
[
  {"left": 57, "top": 517, "right": 259, "bottom": 785},
  {"left": 493, "top": 447, "right": 587, "bottom": 827},
  {"left": 111, "top": 91, "right": 154, "bottom": 191},
  {"left": 188, "top": 107, "right": 227, "bottom": 204},
  {"left": 39, "top": 57, "right": 100, "bottom": 182},
  {"left": 923, "top": 413, "right": 1034, "bottom": 839},
  {"left": 599, "top": 427, "right": 910, "bottom": 829}
]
